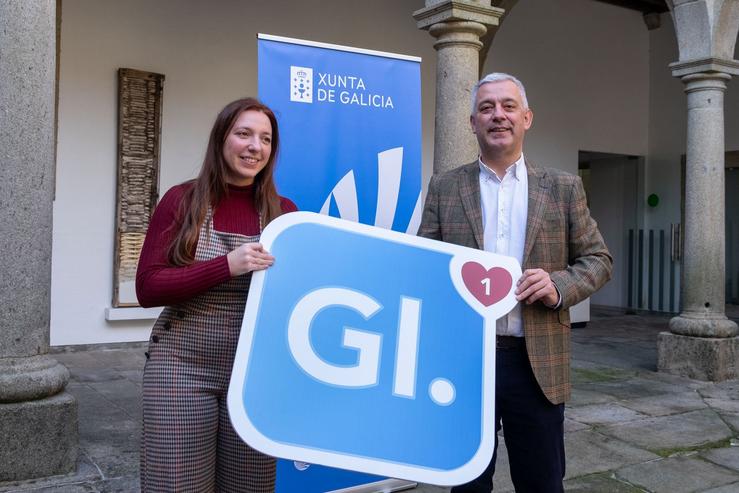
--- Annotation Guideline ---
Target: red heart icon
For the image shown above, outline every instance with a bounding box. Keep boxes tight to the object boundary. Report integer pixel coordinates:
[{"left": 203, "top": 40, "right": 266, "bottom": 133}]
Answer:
[{"left": 461, "top": 262, "right": 513, "bottom": 307}]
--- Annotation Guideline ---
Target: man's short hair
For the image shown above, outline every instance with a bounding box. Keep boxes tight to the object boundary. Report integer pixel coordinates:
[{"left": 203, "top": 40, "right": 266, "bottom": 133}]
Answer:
[{"left": 470, "top": 73, "right": 529, "bottom": 114}]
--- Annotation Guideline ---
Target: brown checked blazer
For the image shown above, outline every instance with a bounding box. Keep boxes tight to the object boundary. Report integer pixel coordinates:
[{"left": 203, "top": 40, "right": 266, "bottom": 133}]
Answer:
[{"left": 418, "top": 160, "right": 612, "bottom": 405}]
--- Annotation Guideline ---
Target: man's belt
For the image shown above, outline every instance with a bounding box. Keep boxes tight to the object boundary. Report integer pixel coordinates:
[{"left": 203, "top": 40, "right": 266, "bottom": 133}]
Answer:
[{"left": 496, "top": 335, "right": 525, "bottom": 350}]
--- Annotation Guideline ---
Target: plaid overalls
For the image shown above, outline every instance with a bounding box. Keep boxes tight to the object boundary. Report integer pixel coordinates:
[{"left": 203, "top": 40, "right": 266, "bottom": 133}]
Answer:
[{"left": 141, "top": 211, "right": 275, "bottom": 492}]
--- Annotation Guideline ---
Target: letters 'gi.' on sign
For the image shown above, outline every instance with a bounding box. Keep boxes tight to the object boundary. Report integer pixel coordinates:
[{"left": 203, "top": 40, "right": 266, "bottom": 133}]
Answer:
[{"left": 228, "top": 212, "right": 521, "bottom": 486}]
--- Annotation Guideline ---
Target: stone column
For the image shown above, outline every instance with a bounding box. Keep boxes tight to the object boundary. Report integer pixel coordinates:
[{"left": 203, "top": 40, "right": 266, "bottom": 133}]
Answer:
[
  {"left": 413, "top": 0, "right": 504, "bottom": 174},
  {"left": 658, "top": 0, "right": 739, "bottom": 381},
  {"left": 0, "top": 0, "right": 78, "bottom": 482}
]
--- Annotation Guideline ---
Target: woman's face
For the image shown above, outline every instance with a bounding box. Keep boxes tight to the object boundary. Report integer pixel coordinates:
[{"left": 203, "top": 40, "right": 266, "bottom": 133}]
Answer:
[{"left": 222, "top": 109, "right": 273, "bottom": 186}]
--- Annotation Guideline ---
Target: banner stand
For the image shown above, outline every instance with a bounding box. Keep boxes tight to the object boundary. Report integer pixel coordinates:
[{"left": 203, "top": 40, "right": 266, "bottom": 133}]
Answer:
[
  {"left": 256, "top": 34, "right": 422, "bottom": 493},
  {"left": 328, "top": 478, "right": 417, "bottom": 493}
]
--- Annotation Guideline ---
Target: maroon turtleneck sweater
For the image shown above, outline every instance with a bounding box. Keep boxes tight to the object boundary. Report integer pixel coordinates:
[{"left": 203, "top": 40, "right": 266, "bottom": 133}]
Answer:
[{"left": 136, "top": 183, "right": 297, "bottom": 307}]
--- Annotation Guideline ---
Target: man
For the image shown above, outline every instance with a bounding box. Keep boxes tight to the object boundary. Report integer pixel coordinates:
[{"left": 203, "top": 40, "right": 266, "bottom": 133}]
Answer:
[{"left": 418, "top": 73, "right": 612, "bottom": 492}]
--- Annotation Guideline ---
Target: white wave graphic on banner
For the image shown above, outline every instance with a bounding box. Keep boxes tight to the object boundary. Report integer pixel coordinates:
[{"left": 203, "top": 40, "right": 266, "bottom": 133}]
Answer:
[
  {"left": 405, "top": 190, "right": 422, "bottom": 236},
  {"left": 319, "top": 170, "right": 359, "bottom": 222},
  {"left": 319, "top": 147, "right": 422, "bottom": 234},
  {"left": 373, "top": 148, "right": 403, "bottom": 230}
]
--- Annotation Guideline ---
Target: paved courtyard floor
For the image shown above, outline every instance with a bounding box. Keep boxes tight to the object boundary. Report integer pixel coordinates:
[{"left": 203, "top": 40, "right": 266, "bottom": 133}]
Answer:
[{"left": 3, "top": 307, "right": 739, "bottom": 492}]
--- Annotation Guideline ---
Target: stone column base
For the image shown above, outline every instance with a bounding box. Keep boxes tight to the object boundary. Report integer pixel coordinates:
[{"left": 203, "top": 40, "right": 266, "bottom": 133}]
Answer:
[
  {"left": 0, "top": 392, "right": 78, "bottom": 482},
  {"left": 657, "top": 331, "right": 739, "bottom": 381}
]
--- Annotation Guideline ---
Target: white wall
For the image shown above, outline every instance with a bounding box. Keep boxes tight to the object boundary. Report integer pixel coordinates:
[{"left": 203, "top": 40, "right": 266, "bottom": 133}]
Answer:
[
  {"left": 52, "top": 0, "right": 658, "bottom": 345},
  {"left": 645, "top": 19, "right": 687, "bottom": 232},
  {"left": 52, "top": 0, "right": 436, "bottom": 345},
  {"left": 647, "top": 18, "right": 739, "bottom": 232},
  {"left": 483, "top": 0, "right": 651, "bottom": 312},
  {"left": 484, "top": 0, "right": 651, "bottom": 173},
  {"left": 645, "top": 16, "right": 739, "bottom": 310}
]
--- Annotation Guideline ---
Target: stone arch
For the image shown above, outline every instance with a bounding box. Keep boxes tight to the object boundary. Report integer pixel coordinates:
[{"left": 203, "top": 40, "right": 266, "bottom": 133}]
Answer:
[{"left": 666, "top": 0, "right": 739, "bottom": 61}]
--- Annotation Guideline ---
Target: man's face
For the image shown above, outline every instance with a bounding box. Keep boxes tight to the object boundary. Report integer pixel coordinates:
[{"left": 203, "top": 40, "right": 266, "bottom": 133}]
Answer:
[{"left": 470, "top": 80, "right": 533, "bottom": 161}]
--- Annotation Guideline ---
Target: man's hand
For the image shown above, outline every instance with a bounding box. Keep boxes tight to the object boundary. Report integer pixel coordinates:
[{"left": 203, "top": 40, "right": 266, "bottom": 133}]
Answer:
[
  {"left": 227, "top": 242, "right": 275, "bottom": 277},
  {"left": 515, "top": 268, "right": 560, "bottom": 308}
]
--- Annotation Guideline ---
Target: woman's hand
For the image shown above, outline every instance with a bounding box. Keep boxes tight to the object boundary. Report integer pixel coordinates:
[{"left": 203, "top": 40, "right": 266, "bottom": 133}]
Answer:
[{"left": 226, "top": 242, "right": 275, "bottom": 277}]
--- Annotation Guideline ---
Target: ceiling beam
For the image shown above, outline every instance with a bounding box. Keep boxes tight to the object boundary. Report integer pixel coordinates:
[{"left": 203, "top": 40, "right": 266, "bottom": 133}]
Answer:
[{"left": 592, "top": 0, "right": 669, "bottom": 14}]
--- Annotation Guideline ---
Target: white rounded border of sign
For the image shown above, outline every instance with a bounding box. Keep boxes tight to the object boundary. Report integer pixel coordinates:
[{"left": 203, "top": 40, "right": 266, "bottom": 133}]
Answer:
[{"left": 227, "top": 211, "right": 522, "bottom": 486}]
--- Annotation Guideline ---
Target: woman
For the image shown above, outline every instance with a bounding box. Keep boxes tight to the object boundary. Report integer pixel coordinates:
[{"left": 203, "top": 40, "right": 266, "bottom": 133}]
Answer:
[{"left": 136, "top": 98, "right": 297, "bottom": 492}]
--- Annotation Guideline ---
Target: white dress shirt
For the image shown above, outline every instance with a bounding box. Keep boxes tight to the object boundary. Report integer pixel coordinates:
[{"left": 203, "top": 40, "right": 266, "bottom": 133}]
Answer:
[{"left": 479, "top": 154, "right": 528, "bottom": 337}]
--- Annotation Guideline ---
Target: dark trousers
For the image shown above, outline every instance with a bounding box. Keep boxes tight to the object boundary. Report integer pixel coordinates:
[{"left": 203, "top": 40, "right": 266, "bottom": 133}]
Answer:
[{"left": 452, "top": 339, "right": 565, "bottom": 493}]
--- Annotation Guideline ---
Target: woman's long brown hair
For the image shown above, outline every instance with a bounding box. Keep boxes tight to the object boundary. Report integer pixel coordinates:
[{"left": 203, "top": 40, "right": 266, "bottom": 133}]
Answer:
[{"left": 167, "top": 98, "right": 283, "bottom": 266}]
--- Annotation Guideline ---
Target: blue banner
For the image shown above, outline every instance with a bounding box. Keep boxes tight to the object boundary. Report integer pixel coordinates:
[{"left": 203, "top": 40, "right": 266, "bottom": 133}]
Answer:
[
  {"left": 256, "top": 35, "right": 422, "bottom": 492},
  {"left": 257, "top": 34, "right": 422, "bottom": 234}
]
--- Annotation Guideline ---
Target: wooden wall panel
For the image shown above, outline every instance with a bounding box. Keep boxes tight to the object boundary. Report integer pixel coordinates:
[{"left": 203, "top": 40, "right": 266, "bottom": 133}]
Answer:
[{"left": 113, "top": 68, "right": 164, "bottom": 307}]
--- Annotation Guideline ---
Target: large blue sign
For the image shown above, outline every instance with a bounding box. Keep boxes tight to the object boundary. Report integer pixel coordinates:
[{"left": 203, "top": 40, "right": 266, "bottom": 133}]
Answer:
[{"left": 228, "top": 213, "right": 521, "bottom": 486}]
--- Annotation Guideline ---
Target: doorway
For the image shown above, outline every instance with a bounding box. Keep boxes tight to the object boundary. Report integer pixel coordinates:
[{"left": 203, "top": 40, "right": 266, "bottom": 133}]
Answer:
[
  {"left": 726, "top": 151, "right": 739, "bottom": 319},
  {"left": 578, "top": 151, "right": 640, "bottom": 308}
]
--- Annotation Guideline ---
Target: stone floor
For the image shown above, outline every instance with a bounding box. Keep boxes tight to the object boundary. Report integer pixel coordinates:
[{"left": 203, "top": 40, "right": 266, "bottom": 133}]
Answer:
[{"left": 3, "top": 307, "right": 739, "bottom": 492}]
